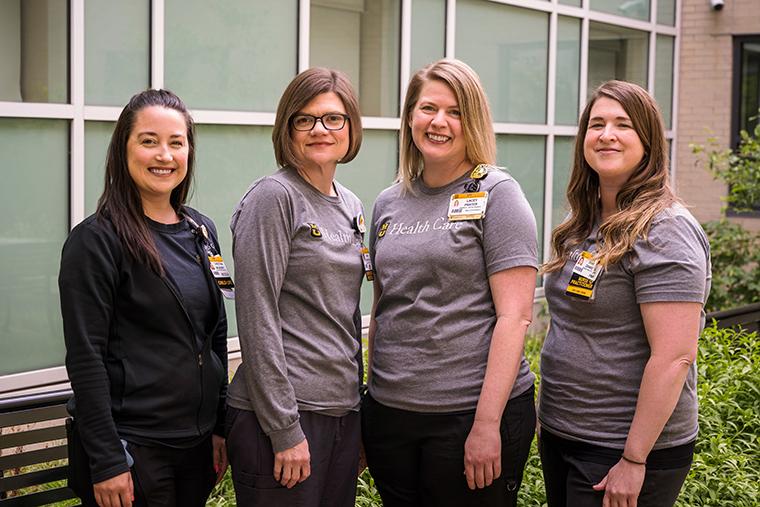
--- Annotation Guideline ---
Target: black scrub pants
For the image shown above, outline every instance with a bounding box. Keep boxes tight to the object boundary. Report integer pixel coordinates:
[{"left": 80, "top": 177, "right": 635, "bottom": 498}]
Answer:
[
  {"left": 225, "top": 407, "right": 361, "bottom": 507},
  {"left": 361, "top": 386, "right": 536, "bottom": 507},
  {"left": 539, "top": 428, "right": 694, "bottom": 507}
]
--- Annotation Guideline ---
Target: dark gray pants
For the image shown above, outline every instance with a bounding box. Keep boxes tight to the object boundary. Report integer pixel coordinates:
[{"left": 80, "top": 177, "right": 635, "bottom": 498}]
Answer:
[
  {"left": 225, "top": 407, "right": 360, "bottom": 507},
  {"left": 539, "top": 430, "right": 692, "bottom": 507}
]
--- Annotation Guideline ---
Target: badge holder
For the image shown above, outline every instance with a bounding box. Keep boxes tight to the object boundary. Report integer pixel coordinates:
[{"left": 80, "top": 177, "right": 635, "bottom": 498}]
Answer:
[
  {"left": 565, "top": 251, "right": 602, "bottom": 301},
  {"left": 184, "top": 214, "right": 235, "bottom": 299},
  {"left": 448, "top": 164, "right": 490, "bottom": 222},
  {"left": 354, "top": 212, "right": 374, "bottom": 281}
]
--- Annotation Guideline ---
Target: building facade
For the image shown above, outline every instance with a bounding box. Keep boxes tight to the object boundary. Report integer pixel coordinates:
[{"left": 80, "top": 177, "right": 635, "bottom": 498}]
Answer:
[{"left": 0, "top": 0, "right": 755, "bottom": 393}]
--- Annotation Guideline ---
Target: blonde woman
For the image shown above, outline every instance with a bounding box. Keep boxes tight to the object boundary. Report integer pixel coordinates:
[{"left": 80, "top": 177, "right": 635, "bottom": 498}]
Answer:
[
  {"left": 362, "top": 59, "right": 538, "bottom": 507},
  {"left": 538, "top": 80, "right": 711, "bottom": 507}
]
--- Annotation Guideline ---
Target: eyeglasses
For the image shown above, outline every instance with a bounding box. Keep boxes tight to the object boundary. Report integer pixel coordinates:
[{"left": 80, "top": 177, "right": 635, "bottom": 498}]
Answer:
[{"left": 291, "top": 113, "right": 349, "bottom": 131}]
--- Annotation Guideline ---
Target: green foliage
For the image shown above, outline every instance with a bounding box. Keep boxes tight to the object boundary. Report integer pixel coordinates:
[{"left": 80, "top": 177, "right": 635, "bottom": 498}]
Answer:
[
  {"left": 690, "top": 123, "right": 760, "bottom": 212},
  {"left": 701, "top": 220, "right": 760, "bottom": 312}
]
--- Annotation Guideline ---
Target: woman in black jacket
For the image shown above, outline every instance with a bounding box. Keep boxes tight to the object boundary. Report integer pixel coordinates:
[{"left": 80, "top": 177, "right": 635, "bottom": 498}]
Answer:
[{"left": 59, "top": 89, "right": 230, "bottom": 507}]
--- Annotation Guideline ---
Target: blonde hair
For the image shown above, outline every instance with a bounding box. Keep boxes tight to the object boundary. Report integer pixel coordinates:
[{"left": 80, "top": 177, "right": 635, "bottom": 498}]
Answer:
[
  {"left": 272, "top": 68, "right": 362, "bottom": 169},
  {"left": 543, "top": 80, "right": 677, "bottom": 273},
  {"left": 398, "top": 59, "right": 495, "bottom": 191}
]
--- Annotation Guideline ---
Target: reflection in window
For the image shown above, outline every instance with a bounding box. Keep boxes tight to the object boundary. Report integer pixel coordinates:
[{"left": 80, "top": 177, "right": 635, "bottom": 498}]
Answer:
[
  {"left": 556, "top": 16, "right": 581, "bottom": 125},
  {"left": 654, "top": 35, "right": 675, "bottom": 129},
  {"left": 738, "top": 40, "right": 760, "bottom": 135},
  {"left": 0, "top": 0, "right": 68, "bottom": 103},
  {"left": 165, "top": 0, "right": 297, "bottom": 112},
  {"left": 496, "top": 135, "right": 546, "bottom": 260},
  {"left": 588, "top": 22, "right": 648, "bottom": 94},
  {"left": 657, "top": 0, "right": 676, "bottom": 26},
  {"left": 340, "top": 130, "right": 399, "bottom": 313},
  {"left": 310, "top": 0, "right": 401, "bottom": 118},
  {"left": 0, "top": 118, "right": 68, "bottom": 375},
  {"left": 552, "top": 137, "right": 575, "bottom": 231},
  {"left": 411, "top": 0, "right": 445, "bottom": 73},
  {"left": 85, "top": 122, "right": 115, "bottom": 215},
  {"left": 85, "top": 0, "right": 149, "bottom": 106},
  {"left": 457, "top": 0, "right": 548, "bottom": 124},
  {"left": 591, "top": 0, "right": 650, "bottom": 22}
]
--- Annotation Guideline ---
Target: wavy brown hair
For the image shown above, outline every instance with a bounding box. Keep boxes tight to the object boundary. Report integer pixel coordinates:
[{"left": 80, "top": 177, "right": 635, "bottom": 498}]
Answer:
[
  {"left": 96, "top": 89, "right": 195, "bottom": 275},
  {"left": 398, "top": 59, "right": 495, "bottom": 192},
  {"left": 543, "top": 80, "right": 677, "bottom": 273}
]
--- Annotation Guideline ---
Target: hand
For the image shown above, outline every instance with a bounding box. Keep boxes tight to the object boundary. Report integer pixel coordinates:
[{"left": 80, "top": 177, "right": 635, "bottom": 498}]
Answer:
[
  {"left": 592, "top": 458, "right": 646, "bottom": 507},
  {"left": 274, "top": 438, "right": 310, "bottom": 488},
  {"left": 93, "top": 471, "right": 133, "bottom": 507},
  {"left": 464, "top": 419, "right": 502, "bottom": 490},
  {"left": 212, "top": 435, "right": 228, "bottom": 484}
]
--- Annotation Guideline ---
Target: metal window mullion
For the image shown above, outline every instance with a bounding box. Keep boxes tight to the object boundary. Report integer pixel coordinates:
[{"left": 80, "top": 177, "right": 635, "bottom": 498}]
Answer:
[
  {"left": 400, "top": 0, "right": 412, "bottom": 114},
  {"left": 544, "top": 10, "right": 558, "bottom": 265},
  {"left": 647, "top": 31, "right": 657, "bottom": 94},
  {"left": 445, "top": 0, "right": 456, "bottom": 58},
  {"left": 70, "top": 0, "right": 85, "bottom": 229},
  {"left": 298, "top": 0, "right": 310, "bottom": 72},
  {"left": 669, "top": 0, "right": 681, "bottom": 188},
  {"left": 151, "top": 0, "right": 165, "bottom": 89}
]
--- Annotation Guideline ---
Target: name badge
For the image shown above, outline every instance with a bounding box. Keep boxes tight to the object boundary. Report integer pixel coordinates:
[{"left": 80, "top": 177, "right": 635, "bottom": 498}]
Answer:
[
  {"left": 360, "top": 246, "right": 374, "bottom": 281},
  {"left": 448, "top": 191, "right": 488, "bottom": 221},
  {"left": 565, "top": 251, "right": 602, "bottom": 301},
  {"left": 208, "top": 254, "right": 235, "bottom": 299}
]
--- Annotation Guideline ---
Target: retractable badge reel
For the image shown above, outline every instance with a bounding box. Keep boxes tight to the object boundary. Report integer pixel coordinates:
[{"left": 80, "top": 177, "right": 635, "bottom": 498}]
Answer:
[
  {"left": 354, "top": 213, "right": 374, "bottom": 281},
  {"left": 448, "top": 164, "right": 490, "bottom": 221},
  {"left": 186, "top": 215, "right": 235, "bottom": 300}
]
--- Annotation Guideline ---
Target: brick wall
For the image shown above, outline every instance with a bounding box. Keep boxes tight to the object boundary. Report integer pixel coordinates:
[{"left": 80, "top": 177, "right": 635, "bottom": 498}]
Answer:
[{"left": 676, "top": 0, "right": 760, "bottom": 225}]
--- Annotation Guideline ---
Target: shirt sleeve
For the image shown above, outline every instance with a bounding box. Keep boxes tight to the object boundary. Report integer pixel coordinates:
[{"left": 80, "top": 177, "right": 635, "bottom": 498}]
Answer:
[
  {"left": 58, "top": 220, "right": 130, "bottom": 483},
  {"left": 630, "top": 212, "right": 710, "bottom": 304},
  {"left": 482, "top": 177, "right": 539, "bottom": 275},
  {"left": 230, "top": 178, "right": 305, "bottom": 452}
]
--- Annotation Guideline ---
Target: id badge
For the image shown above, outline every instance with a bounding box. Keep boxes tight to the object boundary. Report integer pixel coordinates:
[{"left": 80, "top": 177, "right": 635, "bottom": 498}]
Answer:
[
  {"left": 360, "top": 246, "right": 374, "bottom": 281},
  {"left": 564, "top": 251, "right": 602, "bottom": 301},
  {"left": 208, "top": 254, "right": 236, "bottom": 299},
  {"left": 448, "top": 191, "right": 489, "bottom": 221}
]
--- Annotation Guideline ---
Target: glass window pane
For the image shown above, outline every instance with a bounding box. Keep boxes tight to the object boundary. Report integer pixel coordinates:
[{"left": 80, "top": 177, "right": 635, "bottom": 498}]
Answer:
[
  {"left": 739, "top": 41, "right": 760, "bottom": 134},
  {"left": 457, "top": 0, "right": 548, "bottom": 124},
  {"left": 0, "top": 119, "right": 68, "bottom": 375},
  {"left": 590, "top": 0, "right": 650, "bottom": 21},
  {"left": 552, "top": 136, "right": 575, "bottom": 231},
  {"left": 588, "top": 22, "right": 648, "bottom": 95},
  {"left": 411, "top": 0, "right": 445, "bottom": 73},
  {"left": 310, "top": 0, "right": 400, "bottom": 118},
  {"left": 85, "top": 121, "right": 114, "bottom": 215},
  {"left": 559, "top": 0, "right": 581, "bottom": 5},
  {"left": 340, "top": 130, "right": 399, "bottom": 314},
  {"left": 0, "top": 0, "right": 68, "bottom": 103},
  {"left": 165, "top": 0, "right": 297, "bottom": 111},
  {"left": 657, "top": 0, "right": 676, "bottom": 26},
  {"left": 189, "top": 124, "right": 277, "bottom": 337},
  {"left": 496, "top": 135, "right": 545, "bottom": 260},
  {"left": 654, "top": 35, "right": 675, "bottom": 129},
  {"left": 85, "top": 1, "right": 149, "bottom": 106},
  {"left": 556, "top": 16, "right": 581, "bottom": 125}
]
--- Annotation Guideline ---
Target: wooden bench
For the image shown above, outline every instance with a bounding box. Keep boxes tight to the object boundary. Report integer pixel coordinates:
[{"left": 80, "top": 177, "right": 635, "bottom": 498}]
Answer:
[
  {"left": 706, "top": 302, "right": 760, "bottom": 334},
  {"left": 0, "top": 389, "right": 78, "bottom": 506}
]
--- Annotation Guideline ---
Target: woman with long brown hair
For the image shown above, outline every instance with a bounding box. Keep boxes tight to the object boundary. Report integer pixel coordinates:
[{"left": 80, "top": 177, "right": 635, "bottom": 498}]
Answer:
[{"left": 538, "top": 80, "right": 711, "bottom": 506}]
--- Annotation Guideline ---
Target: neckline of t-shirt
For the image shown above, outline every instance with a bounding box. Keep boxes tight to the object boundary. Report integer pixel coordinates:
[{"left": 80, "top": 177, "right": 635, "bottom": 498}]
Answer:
[
  {"left": 145, "top": 215, "right": 189, "bottom": 234},
  {"left": 414, "top": 170, "right": 471, "bottom": 196},
  {"left": 282, "top": 167, "right": 344, "bottom": 205}
]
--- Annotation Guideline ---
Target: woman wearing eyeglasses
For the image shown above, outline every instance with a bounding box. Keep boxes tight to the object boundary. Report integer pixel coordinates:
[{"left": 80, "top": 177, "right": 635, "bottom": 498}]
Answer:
[{"left": 225, "top": 68, "right": 365, "bottom": 507}]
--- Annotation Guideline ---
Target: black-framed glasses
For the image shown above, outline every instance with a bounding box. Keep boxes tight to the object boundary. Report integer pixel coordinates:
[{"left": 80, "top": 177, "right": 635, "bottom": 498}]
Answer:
[{"left": 291, "top": 113, "right": 349, "bottom": 131}]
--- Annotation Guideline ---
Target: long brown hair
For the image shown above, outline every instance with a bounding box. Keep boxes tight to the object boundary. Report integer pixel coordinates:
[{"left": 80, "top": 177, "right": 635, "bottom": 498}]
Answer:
[
  {"left": 544, "top": 80, "right": 676, "bottom": 272},
  {"left": 398, "top": 59, "right": 495, "bottom": 192},
  {"left": 96, "top": 89, "right": 195, "bottom": 274},
  {"left": 272, "top": 67, "right": 363, "bottom": 169}
]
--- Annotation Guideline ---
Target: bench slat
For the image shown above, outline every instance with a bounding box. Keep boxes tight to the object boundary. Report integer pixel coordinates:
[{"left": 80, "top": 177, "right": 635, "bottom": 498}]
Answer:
[
  {"left": 0, "top": 406, "right": 68, "bottom": 428},
  {"left": 0, "top": 446, "right": 68, "bottom": 471},
  {"left": 0, "top": 486, "right": 79, "bottom": 506},
  {"left": 0, "top": 466, "right": 68, "bottom": 492},
  {"left": 0, "top": 426, "right": 67, "bottom": 450}
]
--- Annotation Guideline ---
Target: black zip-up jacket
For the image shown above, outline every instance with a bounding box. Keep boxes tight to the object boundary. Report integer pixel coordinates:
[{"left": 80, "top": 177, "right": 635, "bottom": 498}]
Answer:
[{"left": 59, "top": 207, "right": 228, "bottom": 484}]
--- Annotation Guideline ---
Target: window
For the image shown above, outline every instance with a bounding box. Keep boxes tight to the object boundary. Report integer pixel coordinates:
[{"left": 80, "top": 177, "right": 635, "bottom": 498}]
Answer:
[
  {"left": 734, "top": 37, "right": 760, "bottom": 140},
  {"left": 588, "top": 22, "right": 648, "bottom": 95},
  {"left": 0, "top": 0, "right": 68, "bottom": 103}
]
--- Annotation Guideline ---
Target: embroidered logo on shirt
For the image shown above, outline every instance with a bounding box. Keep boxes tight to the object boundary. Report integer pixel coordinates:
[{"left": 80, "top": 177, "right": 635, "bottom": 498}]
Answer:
[
  {"left": 308, "top": 223, "right": 322, "bottom": 238},
  {"left": 378, "top": 222, "right": 390, "bottom": 238}
]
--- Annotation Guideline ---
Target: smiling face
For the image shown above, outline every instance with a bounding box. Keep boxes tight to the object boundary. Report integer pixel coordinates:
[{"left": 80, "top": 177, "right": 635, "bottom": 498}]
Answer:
[
  {"left": 410, "top": 79, "right": 468, "bottom": 171},
  {"left": 126, "top": 106, "right": 189, "bottom": 205},
  {"left": 583, "top": 96, "right": 645, "bottom": 188},
  {"left": 291, "top": 92, "right": 350, "bottom": 172}
]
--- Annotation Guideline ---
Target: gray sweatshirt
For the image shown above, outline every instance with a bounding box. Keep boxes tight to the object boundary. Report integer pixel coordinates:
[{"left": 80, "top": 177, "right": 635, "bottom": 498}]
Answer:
[{"left": 227, "top": 167, "right": 364, "bottom": 452}]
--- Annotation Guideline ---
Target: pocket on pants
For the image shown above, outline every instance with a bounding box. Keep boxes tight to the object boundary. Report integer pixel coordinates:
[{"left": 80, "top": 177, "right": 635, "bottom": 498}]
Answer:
[{"left": 233, "top": 469, "right": 296, "bottom": 506}]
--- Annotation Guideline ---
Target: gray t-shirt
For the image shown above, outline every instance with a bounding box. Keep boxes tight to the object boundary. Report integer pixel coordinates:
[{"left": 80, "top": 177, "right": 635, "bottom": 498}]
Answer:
[
  {"left": 227, "top": 167, "right": 365, "bottom": 452},
  {"left": 538, "top": 204, "right": 711, "bottom": 450},
  {"left": 369, "top": 167, "right": 538, "bottom": 413}
]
